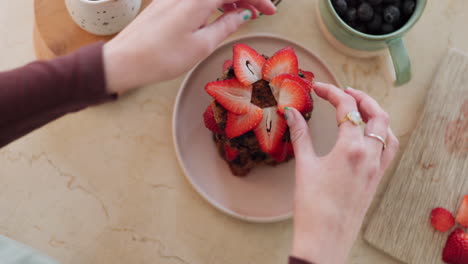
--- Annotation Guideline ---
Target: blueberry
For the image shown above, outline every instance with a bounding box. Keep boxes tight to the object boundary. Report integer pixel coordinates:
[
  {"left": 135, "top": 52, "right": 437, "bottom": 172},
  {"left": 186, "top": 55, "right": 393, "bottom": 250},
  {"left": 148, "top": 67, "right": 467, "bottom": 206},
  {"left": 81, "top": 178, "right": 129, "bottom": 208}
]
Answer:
[
  {"left": 367, "top": 14, "right": 382, "bottom": 33},
  {"left": 345, "top": 8, "right": 358, "bottom": 22},
  {"left": 381, "top": 23, "right": 395, "bottom": 34},
  {"left": 333, "top": 0, "right": 348, "bottom": 15},
  {"left": 358, "top": 3, "right": 374, "bottom": 22},
  {"left": 354, "top": 23, "right": 368, "bottom": 33},
  {"left": 383, "top": 5, "right": 401, "bottom": 24},
  {"left": 374, "top": 5, "right": 384, "bottom": 14},
  {"left": 383, "top": 0, "right": 400, "bottom": 4},
  {"left": 346, "top": 0, "right": 359, "bottom": 7},
  {"left": 368, "top": 0, "right": 383, "bottom": 6},
  {"left": 402, "top": 0, "right": 416, "bottom": 16}
]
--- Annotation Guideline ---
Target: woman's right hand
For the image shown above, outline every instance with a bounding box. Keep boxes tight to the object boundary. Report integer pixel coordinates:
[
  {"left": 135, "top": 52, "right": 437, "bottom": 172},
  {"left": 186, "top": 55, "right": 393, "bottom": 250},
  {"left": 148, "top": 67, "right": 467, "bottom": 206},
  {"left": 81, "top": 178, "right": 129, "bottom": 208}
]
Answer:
[{"left": 286, "top": 83, "right": 399, "bottom": 264}]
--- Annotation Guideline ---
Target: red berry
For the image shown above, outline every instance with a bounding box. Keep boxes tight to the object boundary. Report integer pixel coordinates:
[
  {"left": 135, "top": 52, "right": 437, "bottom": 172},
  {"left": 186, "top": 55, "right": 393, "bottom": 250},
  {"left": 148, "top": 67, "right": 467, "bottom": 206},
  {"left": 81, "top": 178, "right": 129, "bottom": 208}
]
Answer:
[
  {"left": 456, "top": 195, "right": 468, "bottom": 228},
  {"left": 222, "top": 59, "right": 233, "bottom": 74},
  {"left": 233, "top": 44, "right": 266, "bottom": 85},
  {"left": 431, "top": 207, "right": 455, "bottom": 232},
  {"left": 299, "top": 69, "right": 315, "bottom": 84},
  {"left": 262, "top": 47, "right": 299, "bottom": 81},
  {"left": 224, "top": 145, "right": 239, "bottom": 161},
  {"left": 442, "top": 228, "right": 468, "bottom": 264},
  {"left": 205, "top": 78, "right": 253, "bottom": 115},
  {"left": 225, "top": 106, "right": 263, "bottom": 139},
  {"left": 269, "top": 78, "right": 310, "bottom": 115},
  {"left": 254, "top": 107, "right": 287, "bottom": 154},
  {"left": 203, "top": 105, "right": 223, "bottom": 134}
]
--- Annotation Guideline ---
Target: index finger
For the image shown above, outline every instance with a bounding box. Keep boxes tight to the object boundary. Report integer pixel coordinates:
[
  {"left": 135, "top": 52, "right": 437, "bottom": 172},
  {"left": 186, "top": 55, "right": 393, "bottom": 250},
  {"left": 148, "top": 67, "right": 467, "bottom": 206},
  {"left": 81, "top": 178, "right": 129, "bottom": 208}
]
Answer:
[{"left": 220, "top": 0, "right": 276, "bottom": 15}]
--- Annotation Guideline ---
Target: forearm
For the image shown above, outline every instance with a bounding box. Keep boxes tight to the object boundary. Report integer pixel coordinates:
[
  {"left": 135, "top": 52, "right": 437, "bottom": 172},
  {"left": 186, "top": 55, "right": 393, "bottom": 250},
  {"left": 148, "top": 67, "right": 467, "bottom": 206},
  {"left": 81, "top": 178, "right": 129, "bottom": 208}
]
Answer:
[{"left": 0, "top": 42, "right": 116, "bottom": 148}]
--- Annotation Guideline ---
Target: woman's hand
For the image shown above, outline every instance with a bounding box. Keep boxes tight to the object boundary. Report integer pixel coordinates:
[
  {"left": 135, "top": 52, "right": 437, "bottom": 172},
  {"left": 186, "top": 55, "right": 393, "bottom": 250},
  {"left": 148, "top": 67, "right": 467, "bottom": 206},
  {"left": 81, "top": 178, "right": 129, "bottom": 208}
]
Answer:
[
  {"left": 286, "top": 83, "right": 399, "bottom": 264},
  {"left": 103, "top": 0, "right": 276, "bottom": 94}
]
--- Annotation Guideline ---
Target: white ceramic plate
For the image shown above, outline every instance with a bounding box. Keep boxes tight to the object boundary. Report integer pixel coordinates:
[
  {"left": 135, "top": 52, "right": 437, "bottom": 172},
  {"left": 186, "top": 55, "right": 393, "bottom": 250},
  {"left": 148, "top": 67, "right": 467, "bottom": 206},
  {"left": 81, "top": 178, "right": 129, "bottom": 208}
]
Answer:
[{"left": 173, "top": 34, "right": 339, "bottom": 223}]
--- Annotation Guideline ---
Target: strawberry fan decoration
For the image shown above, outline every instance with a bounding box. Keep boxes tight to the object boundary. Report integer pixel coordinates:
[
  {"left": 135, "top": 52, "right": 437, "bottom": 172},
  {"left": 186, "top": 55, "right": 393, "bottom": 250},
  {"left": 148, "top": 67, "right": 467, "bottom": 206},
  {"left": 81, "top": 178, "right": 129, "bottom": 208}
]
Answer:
[{"left": 203, "top": 43, "right": 315, "bottom": 176}]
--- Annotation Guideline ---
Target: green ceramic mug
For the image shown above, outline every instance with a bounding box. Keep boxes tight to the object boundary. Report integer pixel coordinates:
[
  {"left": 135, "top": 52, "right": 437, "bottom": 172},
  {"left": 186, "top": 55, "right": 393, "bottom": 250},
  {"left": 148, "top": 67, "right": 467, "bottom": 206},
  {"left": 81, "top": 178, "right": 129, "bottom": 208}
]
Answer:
[{"left": 318, "top": 0, "right": 427, "bottom": 86}]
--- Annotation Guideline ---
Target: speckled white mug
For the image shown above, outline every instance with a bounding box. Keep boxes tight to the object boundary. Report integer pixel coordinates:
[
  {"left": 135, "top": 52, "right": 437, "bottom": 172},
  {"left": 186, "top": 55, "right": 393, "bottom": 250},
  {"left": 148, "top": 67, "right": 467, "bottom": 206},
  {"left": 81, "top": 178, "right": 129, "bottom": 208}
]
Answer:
[{"left": 65, "top": 0, "right": 142, "bottom": 36}]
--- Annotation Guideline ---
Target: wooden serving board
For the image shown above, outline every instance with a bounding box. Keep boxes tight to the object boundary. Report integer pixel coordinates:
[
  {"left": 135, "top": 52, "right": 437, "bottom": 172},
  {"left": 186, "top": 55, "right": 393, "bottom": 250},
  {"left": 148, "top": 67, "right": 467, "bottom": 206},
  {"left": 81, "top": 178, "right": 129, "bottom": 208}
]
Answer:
[
  {"left": 33, "top": 0, "right": 151, "bottom": 60},
  {"left": 364, "top": 49, "right": 468, "bottom": 264}
]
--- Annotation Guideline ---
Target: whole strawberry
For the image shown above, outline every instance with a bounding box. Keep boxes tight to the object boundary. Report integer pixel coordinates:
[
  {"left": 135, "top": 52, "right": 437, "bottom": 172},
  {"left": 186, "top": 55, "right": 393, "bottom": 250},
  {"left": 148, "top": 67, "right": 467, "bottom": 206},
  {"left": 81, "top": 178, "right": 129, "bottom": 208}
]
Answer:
[
  {"left": 442, "top": 228, "right": 468, "bottom": 264},
  {"left": 431, "top": 207, "right": 455, "bottom": 232}
]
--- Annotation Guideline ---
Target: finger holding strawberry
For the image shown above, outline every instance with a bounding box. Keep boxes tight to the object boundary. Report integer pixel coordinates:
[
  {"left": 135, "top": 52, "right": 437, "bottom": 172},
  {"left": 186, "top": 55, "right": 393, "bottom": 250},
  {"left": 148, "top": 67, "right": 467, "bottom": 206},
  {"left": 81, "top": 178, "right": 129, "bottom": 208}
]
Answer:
[{"left": 287, "top": 83, "right": 399, "bottom": 264}]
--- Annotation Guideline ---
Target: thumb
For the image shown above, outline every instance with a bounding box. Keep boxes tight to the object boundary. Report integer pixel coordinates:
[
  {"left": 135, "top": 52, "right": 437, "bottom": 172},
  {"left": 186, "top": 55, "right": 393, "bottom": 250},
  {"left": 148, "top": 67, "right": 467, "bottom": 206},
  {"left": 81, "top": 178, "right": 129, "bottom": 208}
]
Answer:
[
  {"left": 284, "top": 107, "right": 316, "bottom": 159},
  {"left": 196, "top": 9, "right": 253, "bottom": 49}
]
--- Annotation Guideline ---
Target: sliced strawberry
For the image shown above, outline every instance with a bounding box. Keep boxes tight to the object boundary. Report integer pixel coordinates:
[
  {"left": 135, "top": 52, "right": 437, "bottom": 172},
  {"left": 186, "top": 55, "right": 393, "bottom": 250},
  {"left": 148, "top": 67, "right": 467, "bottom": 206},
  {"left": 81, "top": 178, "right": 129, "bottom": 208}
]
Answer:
[
  {"left": 456, "top": 195, "right": 468, "bottom": 228},
  {"left": 299, "top": 69, "right": 315, "bottom": 83},
  {"left": 254, "top": 107, "right": 287, "bottom": 154},
  {"left": 442, "top": 228, "right": 468, "bottom": 264},
  {"left": 270, "top": 74, "right": 312, "bottom": 97},
  {"left": 224, "top": 144, "right": 239, "bottom": 161},
  {"left": 431, "top": 207, "right": 455, "bottom": 232},
  {"left": 222, "top": 59, "right": 233, "bottom": 74},
  {"left": 205, "top": 79, "right": 252, "bottom": 115},
  {"left": 275, "top": 79, "right": 310, "bottom": 115},
  {"left": 203, "top": 104, "right": 223, "bottom": 134},
  {"left": 270, "top": 140, "right": 288, "bottom": 162},
  {"left": 225, "top": 105, "right": 263, "bottom": 138},
  {"left": 233, "top": 44, "right": 266, "bottom": 85},
  {"left": 262, "top": 47, "right": 299, "bottom": 81}
]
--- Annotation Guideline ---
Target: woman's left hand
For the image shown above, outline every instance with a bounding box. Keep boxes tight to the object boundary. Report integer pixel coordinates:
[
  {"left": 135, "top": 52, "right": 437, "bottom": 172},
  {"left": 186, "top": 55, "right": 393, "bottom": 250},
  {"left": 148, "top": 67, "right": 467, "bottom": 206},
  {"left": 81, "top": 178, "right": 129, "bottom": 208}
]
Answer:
[{"left": 104, "top": 0, "right": 276, "bottom": 94}]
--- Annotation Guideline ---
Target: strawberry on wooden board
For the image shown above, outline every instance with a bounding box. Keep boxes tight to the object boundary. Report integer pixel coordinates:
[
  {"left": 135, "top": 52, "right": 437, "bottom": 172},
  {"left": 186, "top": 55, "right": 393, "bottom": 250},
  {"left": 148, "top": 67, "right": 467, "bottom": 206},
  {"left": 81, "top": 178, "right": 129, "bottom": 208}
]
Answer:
[
  {"left": 431, "top": 207, "right": 455, "bottom": 232},
  {"left": 203, "top": 105, "right": 223, "bottom": 134},
  {"left": 225, "top": 106, "right": 263, "bottom": 139},
  {"left": 442, "top": 228, "right": 468, "bottom": 264},
  {"left": 254, "top": 107, "right": 287, "bottom": 154},
  {"left": 262, "top": 47, "right": 299, "bottom": 81},
  {"left": 205, "top": 79, "right": 253, "bottom": 115},
  {"left": 224, "top": 145, "right": 239, "bottom": 161},
  {"left": 233, "top": 44, "right": 266, "bottom": 85},
  {"left": 456, "top": 195, "right": 468, "bottom": 228}
]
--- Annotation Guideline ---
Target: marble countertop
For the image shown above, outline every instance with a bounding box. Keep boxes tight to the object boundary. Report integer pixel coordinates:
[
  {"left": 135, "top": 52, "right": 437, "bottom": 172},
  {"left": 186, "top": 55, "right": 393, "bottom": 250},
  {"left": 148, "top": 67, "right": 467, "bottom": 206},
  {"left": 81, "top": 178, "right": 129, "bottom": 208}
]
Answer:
[{"left": 0, "top": 1, "right": 466, "bottom": 263}]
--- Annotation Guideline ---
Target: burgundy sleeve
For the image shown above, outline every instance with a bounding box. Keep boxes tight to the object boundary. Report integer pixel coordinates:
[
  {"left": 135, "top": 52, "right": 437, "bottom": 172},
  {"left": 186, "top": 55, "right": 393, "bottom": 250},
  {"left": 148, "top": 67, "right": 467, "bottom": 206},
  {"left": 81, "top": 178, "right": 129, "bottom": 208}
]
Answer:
[
  {"left": 0, "top": 42, "right": 116, "bottom": 148},
  {"left": 289, "top": 256, "right": 314, "bottom": 264}
]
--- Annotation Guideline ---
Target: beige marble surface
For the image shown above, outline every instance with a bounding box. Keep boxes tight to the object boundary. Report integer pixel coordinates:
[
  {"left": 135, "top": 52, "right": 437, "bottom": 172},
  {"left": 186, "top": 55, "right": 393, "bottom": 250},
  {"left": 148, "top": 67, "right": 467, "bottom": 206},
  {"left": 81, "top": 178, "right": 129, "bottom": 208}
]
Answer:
[{"left": 0, "top": 1, "right": 467, "bottom": 263}]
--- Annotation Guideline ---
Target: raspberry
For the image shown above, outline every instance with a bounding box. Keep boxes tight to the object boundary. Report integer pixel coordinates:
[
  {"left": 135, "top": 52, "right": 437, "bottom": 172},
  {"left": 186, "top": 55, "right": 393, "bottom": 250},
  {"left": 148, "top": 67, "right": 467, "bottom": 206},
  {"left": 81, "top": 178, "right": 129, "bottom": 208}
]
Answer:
[
  {"left": 358, "top": 3, "right": 374, "bottom": 22},
  {"left": 383, "top": 5, "right": 401, "bottom": 24}
]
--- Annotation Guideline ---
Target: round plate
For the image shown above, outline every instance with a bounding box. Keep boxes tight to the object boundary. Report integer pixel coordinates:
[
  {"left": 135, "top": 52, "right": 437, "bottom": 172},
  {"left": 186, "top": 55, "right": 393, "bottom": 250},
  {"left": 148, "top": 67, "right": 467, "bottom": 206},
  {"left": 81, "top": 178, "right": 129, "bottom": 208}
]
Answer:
[{"left": 173, "top": 34, "right": 340, "bottom": 223}]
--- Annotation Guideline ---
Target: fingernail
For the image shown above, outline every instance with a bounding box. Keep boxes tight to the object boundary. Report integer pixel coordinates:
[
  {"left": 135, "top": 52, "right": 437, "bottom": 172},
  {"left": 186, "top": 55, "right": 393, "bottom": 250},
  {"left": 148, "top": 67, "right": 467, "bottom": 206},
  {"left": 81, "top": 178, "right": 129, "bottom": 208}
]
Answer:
[
  {"left": 284, "top": 107, "right": 294, "bottom": 125},
  {"left": 241, "top": 9, "right": 252, "bottom": 21},
  {"left": 345, "top": 86, "right": 354, "bottom": 91}
]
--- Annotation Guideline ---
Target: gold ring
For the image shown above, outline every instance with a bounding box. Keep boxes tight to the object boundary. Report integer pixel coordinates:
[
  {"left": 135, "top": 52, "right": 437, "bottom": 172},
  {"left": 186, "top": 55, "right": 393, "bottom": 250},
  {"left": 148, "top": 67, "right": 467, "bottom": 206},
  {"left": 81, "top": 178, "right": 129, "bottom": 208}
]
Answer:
[
  {"left": 338, "top": 111, "right": 363, "bottom": 127},
  {"left": 366, "top": 133, "right": 387, "bottom": 150}
]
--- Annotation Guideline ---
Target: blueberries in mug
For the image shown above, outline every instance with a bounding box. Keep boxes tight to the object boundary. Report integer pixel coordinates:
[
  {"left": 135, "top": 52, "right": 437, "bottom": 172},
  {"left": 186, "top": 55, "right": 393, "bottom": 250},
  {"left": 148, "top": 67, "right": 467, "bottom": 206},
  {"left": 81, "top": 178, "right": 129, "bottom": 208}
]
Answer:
[
  {"left": 403, "top": 0, "right": 416, "bottom": 16},
  {"left": 381, "top": 23, "right": 395, "bottom": 34},
  {"left": 333, "top": 0, "right": 348, "bottom": 15},
  {"left": 345, "top": 8, "right": 358, "bottom": 22},
  {"left": 367, "top": 0, "right": 383, "bottom": 6},
  {"left": 332, "top": 0, "right": 416, "bottom": 35},
  {"left": 367, "top": 14, "right": 382, "bottom": 33},
  {"left": 358, "top": 3, "right": 374, "bottom": 22},
  {"left": 383, "top": 5, "right": 401, "bottom": 24},
  {"left": 346, "top": 0, "right": 359, "bottom": 7}
]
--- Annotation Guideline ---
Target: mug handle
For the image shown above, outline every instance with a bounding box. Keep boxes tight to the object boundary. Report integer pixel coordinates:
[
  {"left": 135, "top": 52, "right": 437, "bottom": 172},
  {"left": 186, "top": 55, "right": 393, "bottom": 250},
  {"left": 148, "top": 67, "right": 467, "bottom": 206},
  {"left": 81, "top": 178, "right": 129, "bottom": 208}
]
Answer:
[{"left": 387, "top": 37, "right": 411, "bottom": 86}]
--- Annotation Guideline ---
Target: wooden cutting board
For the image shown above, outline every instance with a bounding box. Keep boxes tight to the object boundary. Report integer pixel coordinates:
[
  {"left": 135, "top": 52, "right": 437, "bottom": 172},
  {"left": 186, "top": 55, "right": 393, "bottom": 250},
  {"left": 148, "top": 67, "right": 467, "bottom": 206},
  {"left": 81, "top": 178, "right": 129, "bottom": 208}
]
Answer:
[
  {"left": 33, "top": 0, "right": 151, "bottom": 60},
  {"left": 364, "top": 49, "right": 468, "bottom": 264}
]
